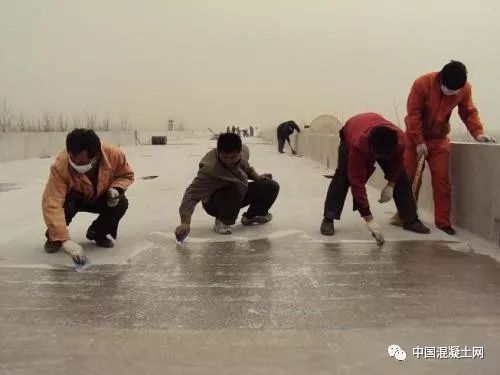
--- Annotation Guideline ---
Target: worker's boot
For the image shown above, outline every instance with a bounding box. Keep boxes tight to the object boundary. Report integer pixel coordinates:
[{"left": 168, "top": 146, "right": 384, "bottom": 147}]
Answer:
[
  {"left": 214, "top": 219, "right": 232, "bottom": 235},
  {"left": 390, "top": 213, "right": 403, "bottom": 227},
  {"left": 403, "top": 220, "right": 430, "bottom": 234},
  {"left": 241, "top": 213, "right": 273, "bottom": 226},
  {"left": 86, "top": 228, "right": 114, "bottom": 248},
  {"left": 44, "top": 230, "right": 61, "bottom": 253},
  {"left": 438, "top": 226, "right": 456, "bottom": 235},
  {"left": 320, "top": 217, "right": 334, "bottom": 236}
]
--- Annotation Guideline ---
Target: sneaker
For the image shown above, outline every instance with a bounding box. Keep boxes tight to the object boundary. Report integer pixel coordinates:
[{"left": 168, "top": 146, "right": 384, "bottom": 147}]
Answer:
[
  {"left": 86, "top": 228, "right": 115, "bottom": 248},
  {"left": 214, "top": 219, "right": 232, "bottom": 234},
  {"left": 438, "top": 225, "right": 456, "bottom": 235},
  {"left": 403, "top": 220, "right": 430, "bottom": 234},
  {"left": 44, "top": 240, "right": 62, "bottom": 253},
  {"left": 241, "top": 213, "right": 273, "bottom": 226},
  {"left": 320, "top": 218, "right": 334, "bottom": 236}
]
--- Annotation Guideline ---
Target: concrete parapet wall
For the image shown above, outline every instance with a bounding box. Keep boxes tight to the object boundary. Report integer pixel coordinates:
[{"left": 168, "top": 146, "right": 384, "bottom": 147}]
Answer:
[
  {"left": 0, "top": 131, "right": 135, "bottom": 162},
  {"left": 258, "top": 131, "right": 500, "bottom": 244}
]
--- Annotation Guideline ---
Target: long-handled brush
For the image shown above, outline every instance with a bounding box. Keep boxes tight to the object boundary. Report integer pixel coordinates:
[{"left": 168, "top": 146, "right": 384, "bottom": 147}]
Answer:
[{"left": 390, "top": 154, "right": 426, "bottom": 226}]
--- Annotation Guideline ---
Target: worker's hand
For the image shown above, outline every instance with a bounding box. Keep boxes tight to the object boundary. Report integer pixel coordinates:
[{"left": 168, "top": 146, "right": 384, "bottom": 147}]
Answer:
[
  {"left": 175, "top": 223, "right": 190, "bottom": 242},
  {"left": 476, "top": 134, "right": 496, "bottom": 143},
  {"left": 257, "top": 173, "right": 273, "bottom": 180},
  {"left": 106, "top": 188, "right": 120, "bottom": 207},
  {"left": 378, "top": 183, "right": 394, "bottom": 203},
  {"left": 365, "top": 218, "right": 385, "bottom": 245},
  {"left": 416, "top": 143, "right": 428, "bottom": 158},
  {"left": 62, "top": 240, "right": 86, "bottom": 265}
]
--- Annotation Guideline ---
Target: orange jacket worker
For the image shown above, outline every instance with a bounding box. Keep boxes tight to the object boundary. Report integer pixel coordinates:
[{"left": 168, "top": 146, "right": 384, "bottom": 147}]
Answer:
[
  {"left": 42, "top": 129, "right": 134, "bottom": 264},
  {"left": 404, "top": 61, "right": 495, "bottom": 235}
]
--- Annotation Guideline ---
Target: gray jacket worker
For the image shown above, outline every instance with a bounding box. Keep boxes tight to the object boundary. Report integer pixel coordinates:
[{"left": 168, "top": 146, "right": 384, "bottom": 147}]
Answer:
[{"left": 175, "top": 133, "right": 280, "bottom": 238}]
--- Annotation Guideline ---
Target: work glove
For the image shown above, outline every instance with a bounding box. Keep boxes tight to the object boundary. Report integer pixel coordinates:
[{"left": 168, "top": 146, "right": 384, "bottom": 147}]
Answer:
[
  {"left": 62, "top": 240, "right": 86, "bottom": 265},
  {"left": 107, "top": 188, "right": 120, "bottom": 207},
  {"left": 476, "top": 134, "right": 496, "bottom": 143},
  {"left": 365, "top": 219, "right": 385, "bottom": 246},
  {"left": 175, "top": 223, "right": 191, "bottom": 243},
  {"left": 416, "top": 143, "right": 428, "bottom": 158},
  {"left": 378, "top": 183, "right": 394, "bottom": 203}
]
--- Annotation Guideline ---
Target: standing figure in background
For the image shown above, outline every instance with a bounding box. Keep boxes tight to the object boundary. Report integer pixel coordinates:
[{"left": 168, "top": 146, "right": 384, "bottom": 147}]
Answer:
[
  {"left": 402, "top": 60, "right": 496, "bottom": 235},
  {"left": 249, "top": 125, "right": 255, "bottom": 137},
  {"left": 276, "top": 120, "right": 300, "bottom": 154},
  {"left": 226, "top": 126, "right": 230, "bottom": 133}
]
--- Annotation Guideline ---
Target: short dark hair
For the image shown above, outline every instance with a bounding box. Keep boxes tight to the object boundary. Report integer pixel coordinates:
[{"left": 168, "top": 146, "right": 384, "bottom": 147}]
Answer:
[
  {"left": 217, "top": 133, "right": 242, "bottom": 153},
  {"left": 440, "top": 60, "right": 467, "bottom": 90},
  {"left": 369, "top": 126, "right": 398, "bottom": 156},
  {"left": 66, "top": 128, "right": 101, "bottom": 158}
]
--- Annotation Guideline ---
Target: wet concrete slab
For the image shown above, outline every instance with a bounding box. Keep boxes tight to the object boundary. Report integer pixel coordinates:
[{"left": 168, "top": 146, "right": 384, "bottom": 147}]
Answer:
[{"left": 1, "top": 238, "right": 500, "bottom": 374}]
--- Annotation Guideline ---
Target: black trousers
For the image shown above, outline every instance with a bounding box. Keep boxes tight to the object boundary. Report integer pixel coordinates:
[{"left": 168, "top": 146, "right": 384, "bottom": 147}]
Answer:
[
  {"left": 277, "top": 131, "right": 290, "bottom": 153},
  {"left": 63, "top": 191, "right": 129, "bottom": 239},
  {"left": 323, "top": 135, "right": 419, "bottom": 224},
  {"left": 203, "top": 179, "right": 280, "bottom": 225}
]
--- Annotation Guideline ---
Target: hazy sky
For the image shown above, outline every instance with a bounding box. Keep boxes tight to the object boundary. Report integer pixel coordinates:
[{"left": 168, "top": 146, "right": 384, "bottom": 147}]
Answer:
[{"left": 1, "top": 0, "right": 499, "bottom": 133}]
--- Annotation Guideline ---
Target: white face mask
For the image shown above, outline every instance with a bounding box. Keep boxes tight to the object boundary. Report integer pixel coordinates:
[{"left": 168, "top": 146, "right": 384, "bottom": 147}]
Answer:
[
  {"left": 441, "top": 84, "right": 461, "bottom": 96},
  {"left": 69, "top": 157, "right": 96, "bottom": 174}
]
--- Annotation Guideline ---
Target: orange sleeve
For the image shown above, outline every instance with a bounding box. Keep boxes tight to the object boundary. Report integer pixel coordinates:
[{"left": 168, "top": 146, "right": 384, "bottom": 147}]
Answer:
[
  {"left": 458, "top": 86, "right": 484, "bottom": 139},
  {"left": 405, "top": 80, "right": 426, "bottom": 145},
  {"left": 42, "top": 165, "right": 70, "bottom": 242},
  {"left": 110, "top": 149, "right": 134, "bottom": 191}
]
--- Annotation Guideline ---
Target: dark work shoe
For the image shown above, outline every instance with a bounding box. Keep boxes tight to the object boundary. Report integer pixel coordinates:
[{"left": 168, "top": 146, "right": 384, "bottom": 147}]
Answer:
[
  {"left": 241, "top": 213, "right": 273, "bottom": 226},
  {"left": 44, "top": 240, "right": 62, "bottom": 253},
  {"left": 403, "top": 220, "right": 430, "bottom": 234},
  {"left": 438, "top": 226, "right": 456, "bottom": 235},
  {"left": 86, "top": 228, "right": 115, "bottom": 248},
  {"left": 320, "top": 218, "right": 334, "bottom": 236}
]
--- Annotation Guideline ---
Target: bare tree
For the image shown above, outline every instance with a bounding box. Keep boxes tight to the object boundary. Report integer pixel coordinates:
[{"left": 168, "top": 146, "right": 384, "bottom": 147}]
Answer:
[
  {"left": 72, "top": 115, "right": 81, "bottom": 130},
  {"left": 84, "top": 112, "right": 97, "bottom": 130},
  {"left": 119, "top": 114, "right": 130, "bottom": 130},
  {"left": 0, "top": 99, "right": 13, "bottom": 132},
  {"left": 56, "top": 113, "right": 68, "bottom": 132},
  {"left": 101, "top": 114, "right": 111, "bottom": 131},
  {"left": 40, "top": 112, "right": 54, "bottom": 132},
  {"left": 16, "top": 112, "right": 27, "bottom": 132}
]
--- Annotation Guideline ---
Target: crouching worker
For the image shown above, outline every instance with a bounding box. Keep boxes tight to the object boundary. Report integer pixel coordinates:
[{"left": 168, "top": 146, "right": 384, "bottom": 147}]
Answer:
[
  {"left": 175, "top": 133, "right": 279, "bottom": 240},
  {"left": 42, "top": 129, "right": 134, "bottom": 264},
  {"left": 320, "top": 113, "right": 429, "bottom": 243}
]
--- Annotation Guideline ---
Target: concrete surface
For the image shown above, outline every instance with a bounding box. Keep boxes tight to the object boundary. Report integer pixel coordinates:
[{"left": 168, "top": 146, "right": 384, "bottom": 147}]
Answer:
[{"left": 1, "top": 138, "right": 499, "bottom": 374}]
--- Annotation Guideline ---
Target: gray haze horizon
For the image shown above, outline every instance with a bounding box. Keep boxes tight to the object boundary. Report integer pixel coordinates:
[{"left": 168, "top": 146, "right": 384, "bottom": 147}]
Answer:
[{"left": 1, "top": 0, "right": 499, "bottom": 137}]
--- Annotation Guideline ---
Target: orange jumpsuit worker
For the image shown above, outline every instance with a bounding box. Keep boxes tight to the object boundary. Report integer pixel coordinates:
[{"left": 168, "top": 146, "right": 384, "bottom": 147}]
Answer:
[{"left": 404, "top": 60, "right": 496, "bottom": 235}]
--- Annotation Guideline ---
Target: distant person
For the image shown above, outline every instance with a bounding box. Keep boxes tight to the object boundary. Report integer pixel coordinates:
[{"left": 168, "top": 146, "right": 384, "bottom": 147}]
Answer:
[
  {"left": 236, "top": 127, "right": 241, "bottom": 136},
  {"left": 42, "top": 129, "right": 134, "bottom": 264},
  {"left": 277, "top": 120, "right": 300, "bottom": 154},
  {"left": 242, "top": 129, "right": 248, "bottom": 137},
  {"left": 320, "top": 113, "right": 429, "bottom": 242},
  {"left": 231, "top": 126, "right": 236, "bottom": 134},
  {"left": 402, "top": 60, "right": 496, "bottom": 235},
  {"left": 175, "top": 133, "right": 279, "bottom": 238},
  {"left": 249, "top": 125, "right": 254, "bottom": 137},
  {"left": 226, "top": 126, "right": 230, "bottom": 133}
]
